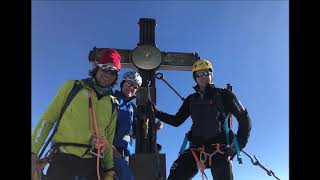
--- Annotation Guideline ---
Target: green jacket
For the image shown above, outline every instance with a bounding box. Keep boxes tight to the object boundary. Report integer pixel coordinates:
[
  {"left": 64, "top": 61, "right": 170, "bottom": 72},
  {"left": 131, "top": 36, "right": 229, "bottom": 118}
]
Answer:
[{"left": 31, "top": 80, "right": 118, "bottom": 170}]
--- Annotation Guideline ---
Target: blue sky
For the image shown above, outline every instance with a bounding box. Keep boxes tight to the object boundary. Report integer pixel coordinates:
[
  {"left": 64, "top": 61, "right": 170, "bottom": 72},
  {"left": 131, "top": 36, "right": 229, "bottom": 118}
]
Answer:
[{"left": 32, "top": 1, "right": 288, "bottom": 180}]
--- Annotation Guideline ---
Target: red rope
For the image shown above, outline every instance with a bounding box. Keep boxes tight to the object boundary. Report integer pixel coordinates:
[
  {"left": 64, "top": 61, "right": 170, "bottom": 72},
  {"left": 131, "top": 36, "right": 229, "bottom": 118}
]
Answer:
[
  {"left": 88, "top": 89, "right": 108, "bottom": 180},
  {"left": 191, "top": 144, "right": 226, "bottom": 178},
  {"left": 191, "top": 148, "right": 208, "bottom": 180}
]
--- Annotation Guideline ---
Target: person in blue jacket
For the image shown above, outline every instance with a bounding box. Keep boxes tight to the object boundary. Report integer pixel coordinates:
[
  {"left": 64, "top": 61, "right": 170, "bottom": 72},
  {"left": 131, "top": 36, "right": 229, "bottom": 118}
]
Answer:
[{"left": 113, "top": 71, "right": 163, "bottom": 180}]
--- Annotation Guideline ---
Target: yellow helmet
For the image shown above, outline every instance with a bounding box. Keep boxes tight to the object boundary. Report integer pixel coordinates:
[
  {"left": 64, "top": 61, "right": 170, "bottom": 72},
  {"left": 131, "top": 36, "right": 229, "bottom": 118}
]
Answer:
[{"left": 192, "top": 59, "right": 213, "bottom": 73}]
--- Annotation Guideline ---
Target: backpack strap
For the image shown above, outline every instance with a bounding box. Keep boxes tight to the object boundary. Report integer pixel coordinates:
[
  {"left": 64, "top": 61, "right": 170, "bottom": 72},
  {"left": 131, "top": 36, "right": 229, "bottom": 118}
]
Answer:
[
  {"left": 38, "top": 80, "right": 83, "bottom": 158},
  {"left": 110, "top": 95, "right": 119, "bottom": 114},
  {"left": 178, "top": 133, "right": 189, "bottom": 155},
  {"left": 211, "top": 87, "right": 226, "bottom": 118}
]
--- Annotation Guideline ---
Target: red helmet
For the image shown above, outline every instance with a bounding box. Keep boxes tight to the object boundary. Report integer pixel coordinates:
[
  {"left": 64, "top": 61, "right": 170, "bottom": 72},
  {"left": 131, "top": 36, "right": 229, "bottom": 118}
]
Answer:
[{"left": 97, "top": 49, "right": 121, "bottom": 71}]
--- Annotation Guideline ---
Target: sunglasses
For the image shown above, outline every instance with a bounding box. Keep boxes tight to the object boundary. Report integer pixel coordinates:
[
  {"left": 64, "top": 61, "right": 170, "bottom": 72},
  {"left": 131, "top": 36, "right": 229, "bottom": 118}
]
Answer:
[
  {"left": 195, "top": 71, "right": 212, "bottom": 78},
  {"left": 100, "top": 68, "right": 118, "bottom": 76}
]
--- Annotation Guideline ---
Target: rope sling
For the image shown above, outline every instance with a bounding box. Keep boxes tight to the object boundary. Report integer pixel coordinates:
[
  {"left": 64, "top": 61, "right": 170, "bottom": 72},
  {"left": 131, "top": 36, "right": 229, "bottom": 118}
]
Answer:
[
  {"left": 88, "top": 89, "right": 108, "bottom": 180},
  {"left": 190, "top": 144, "right": 226, "bottom": 180}
]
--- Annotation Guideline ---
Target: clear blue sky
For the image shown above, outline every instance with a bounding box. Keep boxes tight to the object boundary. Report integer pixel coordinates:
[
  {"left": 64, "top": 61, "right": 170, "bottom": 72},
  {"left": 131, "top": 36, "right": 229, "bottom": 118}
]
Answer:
[{"left": 32, "top": 1, "right": 288, "bottom": 180}]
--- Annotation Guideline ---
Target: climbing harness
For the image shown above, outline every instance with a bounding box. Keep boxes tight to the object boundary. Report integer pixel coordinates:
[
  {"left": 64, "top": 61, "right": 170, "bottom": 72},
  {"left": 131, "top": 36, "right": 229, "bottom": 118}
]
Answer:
[
  {"left": 190, "top": 147, "right": 208, "bottom": 180},
  {"left": 190, "top": 144, "right": 226, "bottom": 180},
  {"left": 88, "top": 89, "right": 108, "bottom": 180}
]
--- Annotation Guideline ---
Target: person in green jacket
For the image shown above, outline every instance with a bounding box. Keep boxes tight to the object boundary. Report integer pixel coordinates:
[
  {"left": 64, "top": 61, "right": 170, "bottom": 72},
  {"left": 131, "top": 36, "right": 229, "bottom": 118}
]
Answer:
[{"left": 31, "top": 48, "right": 122, "bottom": 180}]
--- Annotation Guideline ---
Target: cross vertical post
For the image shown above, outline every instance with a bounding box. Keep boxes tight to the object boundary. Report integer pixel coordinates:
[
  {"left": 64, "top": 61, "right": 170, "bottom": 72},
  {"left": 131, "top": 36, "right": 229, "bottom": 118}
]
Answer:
[
  {"left": 88, "top": 17, "right": 200, "bottom": 180},
  {"left": 135, "top": 18, "right": 157, "bottom": 154}
]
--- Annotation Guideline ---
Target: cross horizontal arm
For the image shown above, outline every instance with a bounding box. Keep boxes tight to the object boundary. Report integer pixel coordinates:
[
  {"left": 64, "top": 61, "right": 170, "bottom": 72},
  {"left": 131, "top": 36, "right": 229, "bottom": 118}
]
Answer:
[
  {"left": 89, "top": 47, "right": 200, "bottom": 71},
  {"left": 160, "top": 51, "right": 199, "bottom": 71}
]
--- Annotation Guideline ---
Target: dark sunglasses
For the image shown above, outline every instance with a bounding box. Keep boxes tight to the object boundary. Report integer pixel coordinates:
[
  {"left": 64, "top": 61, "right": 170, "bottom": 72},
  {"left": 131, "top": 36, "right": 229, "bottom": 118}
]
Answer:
[
  {"left": 100, "top": 68, "right": 118, "bottom": 76},
  {"left": 195, "top": 71, "right": 212, "bottom": 78}
]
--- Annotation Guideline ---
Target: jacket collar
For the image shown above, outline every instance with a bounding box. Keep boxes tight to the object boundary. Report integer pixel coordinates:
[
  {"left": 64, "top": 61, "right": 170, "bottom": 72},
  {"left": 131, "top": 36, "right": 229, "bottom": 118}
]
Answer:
[
  {"left": 114, "top": 90, "right": 136, "bottom": 103},
  {"left": 82, "top": 78, "right": 113, "bottom": 96},
  {"left": 193, "top": 83, "right": 215, "bottom": 94}
]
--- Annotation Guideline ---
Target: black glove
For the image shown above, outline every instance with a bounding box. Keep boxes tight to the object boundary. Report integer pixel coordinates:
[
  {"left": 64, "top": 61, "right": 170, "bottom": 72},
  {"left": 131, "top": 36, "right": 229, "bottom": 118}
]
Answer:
[
  {"left": 156, "top": 143, "right": 162, "bottom": 152},
  {"left": 235, "top": 134, "right": 247, "bottom": 150},
  {"left": 224, "top": 146, "right": 237, "bottom": 160}
]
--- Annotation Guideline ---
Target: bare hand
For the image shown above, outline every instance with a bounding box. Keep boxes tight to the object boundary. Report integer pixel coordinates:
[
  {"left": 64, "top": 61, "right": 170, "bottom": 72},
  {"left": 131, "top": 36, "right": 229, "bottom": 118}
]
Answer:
[{"left": 156, "top": 121, "right": 164, "bottom": 130}]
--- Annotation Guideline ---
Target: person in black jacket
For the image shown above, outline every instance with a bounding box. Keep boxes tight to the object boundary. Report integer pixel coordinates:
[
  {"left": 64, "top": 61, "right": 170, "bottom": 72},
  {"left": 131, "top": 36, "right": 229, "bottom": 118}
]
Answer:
[{"left": 153, "top": 59, "right": 251, "bottom": 180}]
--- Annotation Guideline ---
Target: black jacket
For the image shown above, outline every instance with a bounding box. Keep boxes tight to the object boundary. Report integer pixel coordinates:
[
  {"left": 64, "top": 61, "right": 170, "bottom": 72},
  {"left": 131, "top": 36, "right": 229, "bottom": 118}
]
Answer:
[{"left": 155, "top": 84, "right": 251, "bottom": 149}]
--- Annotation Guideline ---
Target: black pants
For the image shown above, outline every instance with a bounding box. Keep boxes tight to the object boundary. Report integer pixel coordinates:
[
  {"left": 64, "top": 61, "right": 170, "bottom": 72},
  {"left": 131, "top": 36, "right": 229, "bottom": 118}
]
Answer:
[
  {"left": 167, "top": 148, "right": 233, "bottom": 180},
  {"left": 45, "top": 153, "right": 103, "bottom": 180}
]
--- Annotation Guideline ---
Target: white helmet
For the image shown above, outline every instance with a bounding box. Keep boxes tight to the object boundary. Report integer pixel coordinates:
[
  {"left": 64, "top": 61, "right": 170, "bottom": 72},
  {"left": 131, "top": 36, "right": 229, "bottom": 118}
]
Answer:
[{"left": 123, "top": 71, "right": 142, "bottom": 87}]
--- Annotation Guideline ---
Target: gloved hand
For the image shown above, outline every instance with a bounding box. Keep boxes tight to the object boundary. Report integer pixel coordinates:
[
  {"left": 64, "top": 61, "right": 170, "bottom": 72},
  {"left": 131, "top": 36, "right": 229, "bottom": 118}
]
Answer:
[
  {"left": 224, "top": 146, "right": 237, "bottom": 160},
  {"left": 31, "top": 153, "right": 44, "bottom": 180},
  {"left": 236, "top": 135, "right": 247, "bottom": 150},
  {"left": 104, "top": 170, "right": 115, "bottom": 180},
  {"left": 156, "top": 143, "right": 162, "bottom": 152}
]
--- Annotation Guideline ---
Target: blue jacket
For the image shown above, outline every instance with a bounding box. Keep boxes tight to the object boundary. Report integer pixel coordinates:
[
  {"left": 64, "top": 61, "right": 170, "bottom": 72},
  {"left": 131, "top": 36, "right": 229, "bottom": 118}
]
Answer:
[{"left": 113, "top": 90, "right": 137, "bottom": 155}]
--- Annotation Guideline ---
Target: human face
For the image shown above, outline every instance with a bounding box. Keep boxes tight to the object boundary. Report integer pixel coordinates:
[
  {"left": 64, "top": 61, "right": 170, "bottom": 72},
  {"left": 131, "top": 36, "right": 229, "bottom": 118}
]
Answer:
[
  {"left": 122, "top": 80, "right": 139, "bottom": 98},
  {"left": 95, "top": 68, "right": 118, "bottom": 87},
  {"left": 195, "top": 69, "right": 212, "bottom": 90}
]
